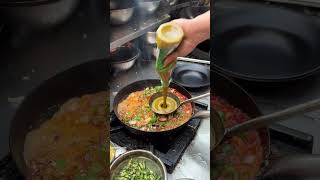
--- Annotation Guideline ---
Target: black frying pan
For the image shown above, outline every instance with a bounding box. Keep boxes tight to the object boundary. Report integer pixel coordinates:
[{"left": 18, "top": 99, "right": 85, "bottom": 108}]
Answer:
[
  {"left": 212, "top": 5, "right": 320, "bottom": 82},
  {"left": 212, "top": 71, "right": 270, "bottom": 176},
  {"left": 112, "top": 79, "right": 208, "bottom": 138},
  {"left": 9, "top": 59, "right": 108, "bottom": 177}
]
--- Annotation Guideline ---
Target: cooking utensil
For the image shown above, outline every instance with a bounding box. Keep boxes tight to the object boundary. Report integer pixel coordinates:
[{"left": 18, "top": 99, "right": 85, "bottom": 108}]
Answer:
[
  {"left": 110, "top": 150, "right": 167, "bottom": 180},
  {"left": 177, "top": 57, "right": 210, "bottom": 64},
  {"left": 137, "top": 0, "right": 161, "bottom": 15},
  {"left": 263, "top": 154, "right": 320, "bottom": 179},
  {"left": 149, "top": 92, "right": 210, "bottom": 114},
  {"left": 212, "top": 71, "right": 270, "bottom": 176},
  {"left": 9, "top": 59, "right": 107, "bottom": 177},
  {"left": 113, "top": 79, "right": 209, "bottom": 137},
  {"left": 0, "top": 0, "right": 79, "bottom": 30},
  {"left": 172, "top": 63, "right": 210, "bottom": 88},
  {"left": 110, "top": 7, "right": 134, "bottom": 25},
  {"left": 111, "top": 43, "right": 140, "bottom": 71},
  {"left": 213, "top": 98, "right": 320, "bottom": 148},
  {"left": 213, "top": 5, "right": 320, "bottom": 82}
]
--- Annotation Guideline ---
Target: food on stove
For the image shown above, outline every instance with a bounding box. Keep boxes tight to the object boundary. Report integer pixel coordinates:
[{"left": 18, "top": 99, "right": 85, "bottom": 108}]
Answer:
[
  {"left": 24, "top": 91, "right": 108, "bottom": 179},
  {"left": 114, "top": 158, "right": 161, "bottom": 180},
  {"left": 117, "top": 86, "right": 192, "bottom": 131},
  {"left": 212, "top": 96, "right": 264, "bottom": 180},
  {"left": 110, "top": 143, "right": 115, "bottom": 162}
]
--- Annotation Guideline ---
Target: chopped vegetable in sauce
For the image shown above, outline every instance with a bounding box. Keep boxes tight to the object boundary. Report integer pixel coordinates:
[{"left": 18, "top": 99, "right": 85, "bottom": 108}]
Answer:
[
  {"left": 118, "top": 87, "right": 192, "bottom": 132},
  {"left": 212, "top": 95, "right": 264, "bottom": 180}
]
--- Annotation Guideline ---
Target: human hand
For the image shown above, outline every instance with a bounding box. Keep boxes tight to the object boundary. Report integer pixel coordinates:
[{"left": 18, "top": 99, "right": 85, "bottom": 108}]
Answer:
[{"left": 164, "top": 11, "right": 210, "bottom": 66}]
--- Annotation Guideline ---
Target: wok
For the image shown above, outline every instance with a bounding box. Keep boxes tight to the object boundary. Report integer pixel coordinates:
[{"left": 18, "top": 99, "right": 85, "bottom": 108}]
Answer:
[
  {"left": 212, "top": 71, "right": 270, "bottom": 176},
  {"left": 9, "top": 59, "right": 108, "bottom": 177},
  {"left": 112, "top": 79, "right": 209, "bottom": 138},
  {"left": 213, "top": 71, "right": 320, "bottom": 179},
  {"left": 212, "top": 5, "right": 320, "bottom": 82}
]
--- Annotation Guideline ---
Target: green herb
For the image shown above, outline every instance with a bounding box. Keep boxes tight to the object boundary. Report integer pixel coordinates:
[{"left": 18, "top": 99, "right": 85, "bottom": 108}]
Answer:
[
  {"left": 223, "top": 164, "right": 240, "bottom": 180},
  {"left": 127, "top": 111, "right": 132, "bottom": 115},
  {"left": 149, "top": 114, "right": 158, "bottom": 125},
  {"left": 88, "top": 163, "right": 103, "bottom": 176},
  {"left": 238, "top": 132, "right": 248, "bottom": 141},
  {"left": 114, "top": 159, "right": 161, "bottom": 180},
  {"left": 159, "top": 122, "right": 166, "bottom": 127},
  {"left": 55, "top": 159, "right": 66, "bottom": 171},
  {"left": 132, "top": 114, "right": 142, "bottom": 121},
  {"left": 74, "top": 174, "right": 97, "bottom": 180},
  {"left": 154, "top": 85, "right": 162, "bottom": 92},
  {"left": 222, "top": 144, "right": 233, "bottom": 155},
  {"left": 217, "top": 110, "right": 225, "bottom": 122}
]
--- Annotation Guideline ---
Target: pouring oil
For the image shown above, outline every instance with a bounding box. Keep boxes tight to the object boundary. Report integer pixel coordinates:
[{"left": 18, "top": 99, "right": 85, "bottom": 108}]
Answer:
[{"left": 155, "top": 23, "right": 184, "bottom": 108}]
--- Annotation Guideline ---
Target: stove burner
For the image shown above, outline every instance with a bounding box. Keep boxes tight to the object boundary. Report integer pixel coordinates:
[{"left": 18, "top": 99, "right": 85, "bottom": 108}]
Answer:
[{"left": 110, "top": 103, "right": 207, "bottom": 173}]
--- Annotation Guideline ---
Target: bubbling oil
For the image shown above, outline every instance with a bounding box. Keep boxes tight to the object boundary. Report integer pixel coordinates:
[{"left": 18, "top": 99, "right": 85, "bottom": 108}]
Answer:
[{"left": 151, "top": 96, "right": 177, "bottom": 114}]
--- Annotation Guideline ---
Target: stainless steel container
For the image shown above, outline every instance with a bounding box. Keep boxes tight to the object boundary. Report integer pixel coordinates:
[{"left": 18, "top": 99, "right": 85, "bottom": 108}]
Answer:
[
  {"left": 137, "top": 0, "right": 161, "bottom": 15},
  {"left": 110, "top": 7, "right": 134, "bottom": 25},
  {"left": 111, "top": 43, "right": 140, "bottom": 71},
  {"left": 110, "top": 150, "right": 167, "bottom": 180}
]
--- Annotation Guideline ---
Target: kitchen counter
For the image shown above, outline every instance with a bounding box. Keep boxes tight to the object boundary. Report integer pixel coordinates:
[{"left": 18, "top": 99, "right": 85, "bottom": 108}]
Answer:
[{"left": 0, "top": 0, "right": 107, "bottom": 159}]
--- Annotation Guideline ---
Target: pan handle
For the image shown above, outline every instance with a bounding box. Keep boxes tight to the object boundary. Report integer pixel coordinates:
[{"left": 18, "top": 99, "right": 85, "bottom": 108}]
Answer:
[
  {"left": 226, "top": 98, "right": 320, "bottom": 137},
  {"left": 192, "top": 110, "right": 210, "bottom": 119},
  {"left": 262, "top": 155, "right": 320, "bottom": 179}
]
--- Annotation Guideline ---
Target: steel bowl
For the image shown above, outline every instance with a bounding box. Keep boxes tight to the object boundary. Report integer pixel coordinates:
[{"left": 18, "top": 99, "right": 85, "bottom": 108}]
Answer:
[
  {"left": 137, "top": 0, "right": 161, "bottom": 15},
  {"left": 110, "top": 150, "right": 167, "bottom": 180},
  {"left": 110, "top": 43, "right": 140, "bottom": 71},
  {"left": 110, "top": 7, "right": 134, "bottom": 25},
  {"left": 141, "top": 32, "right": 158, "bottom": 60},
  {"left": 142, "top": 31, "right": 156, "bottom": 44}
]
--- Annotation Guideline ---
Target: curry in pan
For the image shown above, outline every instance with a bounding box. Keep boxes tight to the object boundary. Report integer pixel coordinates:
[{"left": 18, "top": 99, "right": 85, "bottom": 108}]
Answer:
[
  {"left": 117, "top": 86, "right": 192, "bottom": 131},
  {"left": 24, "top": 91, "right": 108, "bottom": 179},
  {"left": 212, "top": 96, "right": 264, "bottom": 180}
]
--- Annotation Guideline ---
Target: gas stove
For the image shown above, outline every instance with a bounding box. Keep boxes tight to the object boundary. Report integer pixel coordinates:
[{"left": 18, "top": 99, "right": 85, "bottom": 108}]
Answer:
[{"left": 110, "top": 103, "right": 206, "bottom": 173}]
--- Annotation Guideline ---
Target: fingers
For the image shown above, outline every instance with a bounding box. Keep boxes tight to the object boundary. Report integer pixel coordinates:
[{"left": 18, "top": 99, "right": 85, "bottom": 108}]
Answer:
[{"left": 164, "top": 40, "right": 197, "bottom": 66}]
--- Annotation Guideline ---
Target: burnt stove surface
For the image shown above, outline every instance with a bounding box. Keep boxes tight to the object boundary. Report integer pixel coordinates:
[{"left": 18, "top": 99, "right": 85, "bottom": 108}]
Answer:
[{"left": 110, "top": 103, "right": 207, "bottom": 173}]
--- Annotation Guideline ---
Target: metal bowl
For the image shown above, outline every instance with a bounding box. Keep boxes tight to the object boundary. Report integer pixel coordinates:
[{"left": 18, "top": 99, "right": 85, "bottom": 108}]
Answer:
[
  {"left": 110, "top": 7, "right": 134, "bottom": 25},
  {"left": 141, "top": 32, "right": 158, "bottom": 60},
  {"left": 110, "top": 43, "right": 140, "bottom": 71},
  {"left": 142, "top": 31, "right": 156, "bottom": 44},
  {"left": 110, "top": 150, "right": 167, "bottom": 180},
  {"left": 137, "top": 0, "right": 161, "bottom": 15}
]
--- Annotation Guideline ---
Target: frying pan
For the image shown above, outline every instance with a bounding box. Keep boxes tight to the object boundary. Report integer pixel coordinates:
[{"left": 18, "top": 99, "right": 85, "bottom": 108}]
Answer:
[
  {"left": 212, "top": 71, "right": 270, "bottom": 175},
  {"left": 112, "top": 79, "right": 209, "bottom": 138},
  {"left": 9, "top": 59, "right": 108, "bottom": 177},
  {"left": 212, "top": 5, "right": 320, "bottom": 82}
]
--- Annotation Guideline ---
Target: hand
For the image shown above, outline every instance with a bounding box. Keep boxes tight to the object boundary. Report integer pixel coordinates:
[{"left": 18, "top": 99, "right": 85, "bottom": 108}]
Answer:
[{"left": 164, "top": 11, "right": 210, "bottom": 66}]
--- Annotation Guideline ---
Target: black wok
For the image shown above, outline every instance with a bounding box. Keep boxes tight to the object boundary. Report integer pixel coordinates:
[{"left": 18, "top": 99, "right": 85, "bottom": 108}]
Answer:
[
  {"left": 9, "top": 59, "right": 108, "bottom": 177},
  {"left": 212, "top": 71, "right": 270, "bottom": 176},
  {"left": 212, "top": 5, "right": 320, "bottom": 82},
  {"left": 113, "top": 79, "right": 209, "bottom": 138}
]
